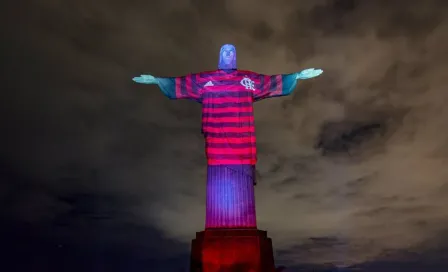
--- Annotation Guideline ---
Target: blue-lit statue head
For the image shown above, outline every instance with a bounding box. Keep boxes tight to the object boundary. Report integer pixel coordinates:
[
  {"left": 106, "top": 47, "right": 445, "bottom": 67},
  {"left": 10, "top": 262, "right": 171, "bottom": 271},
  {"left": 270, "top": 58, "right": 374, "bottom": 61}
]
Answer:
[{"left": 218, "top": 44, "right": 237, "bottom": 70}]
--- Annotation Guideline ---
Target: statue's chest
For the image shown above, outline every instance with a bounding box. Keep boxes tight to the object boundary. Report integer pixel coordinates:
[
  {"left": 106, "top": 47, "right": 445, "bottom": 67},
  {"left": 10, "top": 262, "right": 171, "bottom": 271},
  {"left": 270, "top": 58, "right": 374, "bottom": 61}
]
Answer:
[
  {"left": 202, "top": 89, "right": 253, "bottom": 104},
  {"left": 201, "top": 74, "right": 257, "bottom": 93}
]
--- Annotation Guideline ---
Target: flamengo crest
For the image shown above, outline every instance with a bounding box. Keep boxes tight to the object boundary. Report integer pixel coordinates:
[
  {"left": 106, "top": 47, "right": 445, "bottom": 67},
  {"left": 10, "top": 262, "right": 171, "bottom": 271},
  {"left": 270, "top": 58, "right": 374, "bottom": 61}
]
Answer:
[{"left": 240, "top": 77, "right": 255, "bottom": 90}]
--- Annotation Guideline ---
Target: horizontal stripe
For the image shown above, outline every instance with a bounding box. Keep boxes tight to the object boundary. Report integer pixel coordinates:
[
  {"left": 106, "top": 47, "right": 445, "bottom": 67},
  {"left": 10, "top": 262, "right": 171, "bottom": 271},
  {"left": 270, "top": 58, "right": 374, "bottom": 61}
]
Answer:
[
  {"left": 205, "top": 132, "right": 254, "bottom": 138},
  {"left": 202, "top": 121, "right": 254, "bottom": 128},
  {"left": 197, "top": 71, "right": 220, "bottom": 80},
  {"left": 236, "top": 70, "right": 259, "bottom": 77},
  {"left": 203, "top": 84, "right": 255, "bottom": 92},
  {"left": 206, "top": 136, "right": 256, "bottom": 143},
  {"left": 206, "top": 147, "right": 254, "bottom": 155},
  {"left": 202, "top": 116, "right": 254, "bottom": 123},
  {"left": 202, "top": 96, "right": 252, "bottom": 104},
  {"left": 202, "top": 91, "right": 252, "bottom": 98},
  {"left": 207, "top": 159, "right": 256, "bottom": 165},
  {"left": 202, "top": 102, "right": 252, "bottom": 108},
  {"left": 202, "top": 126, "right": 255, "bottom": 133},
  {"left": 202, "top": 111, "right": 253, "bottom": 118},
  {"left": 206, "top": 142, "right": 255, "bottom": 148},
  {"left": 202, "top": 107, "right": 253, "bottom": 113},
  {"left": 206, "top": 154, "right": 253, "bottom": 160},
  {"left": 194, "top": 70, "right": 261, "bottom": 84}
]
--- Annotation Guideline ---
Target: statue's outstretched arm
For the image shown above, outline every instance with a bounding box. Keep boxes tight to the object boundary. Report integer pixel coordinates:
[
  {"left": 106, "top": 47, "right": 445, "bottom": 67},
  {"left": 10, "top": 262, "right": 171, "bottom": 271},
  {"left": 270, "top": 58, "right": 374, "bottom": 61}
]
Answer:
[
  {"left": 132, "top": 73, "right": 202, "bottom": 102},
  {"left": 253, "top": 68, "right": 323, "bottom": 101}
]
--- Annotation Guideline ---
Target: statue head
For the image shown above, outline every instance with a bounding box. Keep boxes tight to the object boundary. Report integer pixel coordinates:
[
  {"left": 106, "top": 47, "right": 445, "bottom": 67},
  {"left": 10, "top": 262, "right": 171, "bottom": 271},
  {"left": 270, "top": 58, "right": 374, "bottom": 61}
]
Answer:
[{"left": 218, "top": 44, "right": 237, "bottom": 70}]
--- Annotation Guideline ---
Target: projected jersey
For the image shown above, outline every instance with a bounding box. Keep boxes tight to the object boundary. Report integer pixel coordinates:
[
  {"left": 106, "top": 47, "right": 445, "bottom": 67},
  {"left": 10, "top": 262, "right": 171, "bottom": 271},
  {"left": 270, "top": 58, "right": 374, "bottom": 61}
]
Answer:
[{"left": 157, "top": 69, "right": 298, "bottom": 166}]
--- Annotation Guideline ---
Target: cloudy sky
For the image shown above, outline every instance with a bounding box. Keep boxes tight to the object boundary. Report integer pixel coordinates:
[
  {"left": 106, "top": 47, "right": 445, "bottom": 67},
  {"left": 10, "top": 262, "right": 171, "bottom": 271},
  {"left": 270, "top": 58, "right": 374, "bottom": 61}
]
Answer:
[{"left": 1, "top": 0, "right": 448, "bottom": 271}]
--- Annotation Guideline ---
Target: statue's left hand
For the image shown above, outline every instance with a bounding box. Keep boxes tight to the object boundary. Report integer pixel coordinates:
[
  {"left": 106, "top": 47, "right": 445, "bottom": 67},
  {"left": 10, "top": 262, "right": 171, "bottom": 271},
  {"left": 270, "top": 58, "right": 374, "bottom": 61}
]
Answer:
[
  {"left": 296, "top": 68, "right": 323, "bottom": 80},
  {"left": 132, "top": 74, "right": 158, "bottom": 84}
]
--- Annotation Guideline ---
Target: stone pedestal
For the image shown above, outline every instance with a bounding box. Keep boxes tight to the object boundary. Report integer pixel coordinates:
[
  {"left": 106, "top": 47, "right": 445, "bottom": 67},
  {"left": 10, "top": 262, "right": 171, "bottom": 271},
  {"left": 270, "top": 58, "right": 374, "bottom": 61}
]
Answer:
[{"left": 190, "top": 228, "right": 275, "bottom": 272}]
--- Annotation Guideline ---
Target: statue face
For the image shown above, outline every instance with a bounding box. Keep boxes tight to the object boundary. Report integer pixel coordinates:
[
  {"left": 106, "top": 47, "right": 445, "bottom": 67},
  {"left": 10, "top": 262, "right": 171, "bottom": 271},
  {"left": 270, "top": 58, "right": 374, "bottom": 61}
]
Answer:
[
  {"left": 218, "top": 44, "right": 237, "bottom": 69},
  {"left": 222, "top": 50, "right": 234, "bottom": 65}
]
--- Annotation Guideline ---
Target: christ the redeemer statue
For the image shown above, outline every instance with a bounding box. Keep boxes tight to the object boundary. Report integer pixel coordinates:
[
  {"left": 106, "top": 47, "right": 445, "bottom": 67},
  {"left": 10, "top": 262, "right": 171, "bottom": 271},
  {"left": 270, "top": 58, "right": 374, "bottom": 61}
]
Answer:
[{"left": 133, "top": 44, "right": 322, "bottom": 229}]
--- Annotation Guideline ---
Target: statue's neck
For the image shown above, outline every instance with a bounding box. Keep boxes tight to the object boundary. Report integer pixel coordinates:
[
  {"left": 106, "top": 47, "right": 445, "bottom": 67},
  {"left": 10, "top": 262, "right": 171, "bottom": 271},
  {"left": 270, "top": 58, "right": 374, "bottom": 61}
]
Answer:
[{"left": 219, "top": 68, "right": 237, "bottom": 74}]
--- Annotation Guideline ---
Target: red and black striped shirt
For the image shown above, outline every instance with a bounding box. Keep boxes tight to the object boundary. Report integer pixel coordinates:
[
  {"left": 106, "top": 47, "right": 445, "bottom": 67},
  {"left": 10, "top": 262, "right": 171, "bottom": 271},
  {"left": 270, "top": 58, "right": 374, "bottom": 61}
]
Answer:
[{"left": 157, "top": 69, "right": 298, "bottom": 166}]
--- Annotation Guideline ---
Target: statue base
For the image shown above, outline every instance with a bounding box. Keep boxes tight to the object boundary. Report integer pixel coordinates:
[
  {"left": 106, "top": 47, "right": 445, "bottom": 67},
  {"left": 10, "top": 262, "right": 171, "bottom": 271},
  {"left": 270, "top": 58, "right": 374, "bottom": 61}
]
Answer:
[{"left": 190, "top": 228, "right": 276, "bottom": 272}]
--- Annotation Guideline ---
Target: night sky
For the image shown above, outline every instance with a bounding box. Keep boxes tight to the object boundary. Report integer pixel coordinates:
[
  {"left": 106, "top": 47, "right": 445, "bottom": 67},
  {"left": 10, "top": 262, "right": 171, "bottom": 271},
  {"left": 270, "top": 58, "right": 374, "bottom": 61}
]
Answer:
[{"left": 1, "top": 0, "right": 448, "bottom": 271}]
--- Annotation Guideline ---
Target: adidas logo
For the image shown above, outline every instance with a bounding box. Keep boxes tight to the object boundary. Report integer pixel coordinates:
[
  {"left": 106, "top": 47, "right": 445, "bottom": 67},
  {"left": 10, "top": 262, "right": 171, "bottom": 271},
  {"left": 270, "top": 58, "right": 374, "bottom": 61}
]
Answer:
[{"left": 204, "top": 81, "right": 214, "bottom": 87}]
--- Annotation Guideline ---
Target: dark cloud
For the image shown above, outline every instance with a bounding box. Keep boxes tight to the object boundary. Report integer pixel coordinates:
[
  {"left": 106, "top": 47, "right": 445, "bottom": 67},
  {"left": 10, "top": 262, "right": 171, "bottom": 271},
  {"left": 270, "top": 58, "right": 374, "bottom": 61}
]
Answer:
[
  {"left": 1, "top": 0, "right": 448, "bottom": 270},
  {"left": 316, "top": 121, "right": 383, "bottom": 155}
]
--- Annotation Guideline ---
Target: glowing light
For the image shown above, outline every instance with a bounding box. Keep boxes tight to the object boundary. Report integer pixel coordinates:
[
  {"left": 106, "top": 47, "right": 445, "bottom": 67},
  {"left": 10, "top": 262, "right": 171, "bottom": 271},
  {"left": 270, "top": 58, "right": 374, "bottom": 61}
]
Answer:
[{"left": 191, "top": 229, "right": 276, "bottom": 272}]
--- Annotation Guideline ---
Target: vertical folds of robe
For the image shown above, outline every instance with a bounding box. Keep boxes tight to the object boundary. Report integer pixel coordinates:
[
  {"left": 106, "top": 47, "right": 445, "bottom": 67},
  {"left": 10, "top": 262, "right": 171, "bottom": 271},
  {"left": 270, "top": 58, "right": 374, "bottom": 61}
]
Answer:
[{"left": 205, "top": 164, "right": 256, "bottom": 229}]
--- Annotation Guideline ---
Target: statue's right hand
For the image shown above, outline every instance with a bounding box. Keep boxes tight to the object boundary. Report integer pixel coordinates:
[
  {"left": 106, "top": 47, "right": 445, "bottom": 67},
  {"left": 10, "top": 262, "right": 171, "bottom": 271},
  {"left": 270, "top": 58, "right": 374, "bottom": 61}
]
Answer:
[{"left": 132, "top": 74, "right": 157, "bottom": 84}]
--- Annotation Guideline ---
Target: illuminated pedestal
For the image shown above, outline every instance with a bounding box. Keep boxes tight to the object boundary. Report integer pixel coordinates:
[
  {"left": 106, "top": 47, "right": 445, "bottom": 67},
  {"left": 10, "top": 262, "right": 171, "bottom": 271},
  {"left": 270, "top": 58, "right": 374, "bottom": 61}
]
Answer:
[{"left": 190, "top": 228, "right": 275, "bottom": 272}]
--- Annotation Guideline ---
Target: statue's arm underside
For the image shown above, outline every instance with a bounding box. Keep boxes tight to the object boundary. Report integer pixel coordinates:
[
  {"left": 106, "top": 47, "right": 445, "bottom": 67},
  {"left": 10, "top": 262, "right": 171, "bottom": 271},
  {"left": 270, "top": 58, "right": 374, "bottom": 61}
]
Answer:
[{"left": 156, "top": 73, "right": 203, "bottom": 102}]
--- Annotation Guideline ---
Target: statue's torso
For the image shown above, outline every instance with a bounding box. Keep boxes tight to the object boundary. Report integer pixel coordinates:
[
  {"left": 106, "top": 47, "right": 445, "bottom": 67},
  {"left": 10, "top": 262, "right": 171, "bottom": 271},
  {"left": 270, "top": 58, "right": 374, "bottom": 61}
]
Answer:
[{"left": 200, "top": 70, "right": 258, "bottom": 166}]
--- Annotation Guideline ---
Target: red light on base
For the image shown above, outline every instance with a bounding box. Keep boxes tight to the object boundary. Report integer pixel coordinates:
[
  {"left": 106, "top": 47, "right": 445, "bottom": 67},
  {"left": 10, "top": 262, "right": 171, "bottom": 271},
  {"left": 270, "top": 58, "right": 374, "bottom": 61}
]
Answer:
[{"left": 190, "top": 229, "right": 276, "bottom": 272}]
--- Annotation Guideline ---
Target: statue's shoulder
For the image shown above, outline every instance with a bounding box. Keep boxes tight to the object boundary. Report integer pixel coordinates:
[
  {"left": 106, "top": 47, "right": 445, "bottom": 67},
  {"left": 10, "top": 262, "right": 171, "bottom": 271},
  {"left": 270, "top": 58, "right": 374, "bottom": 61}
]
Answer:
[
  {"left": 236, "top": 70, "right": 258, "bottom": 78},
  {"left": 198, "top": 69, "right": 220, "bottom": 76}
]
